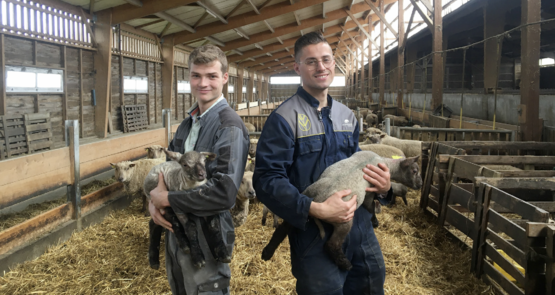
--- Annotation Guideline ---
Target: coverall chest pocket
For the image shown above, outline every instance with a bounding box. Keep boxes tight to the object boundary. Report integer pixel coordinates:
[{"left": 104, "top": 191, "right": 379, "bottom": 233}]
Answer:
[
  {"left": 340, "top": 134, "right": 354, "bottom": 153},
  {"left": 297, "top": 138, "right": 323, "bottom": 155}
]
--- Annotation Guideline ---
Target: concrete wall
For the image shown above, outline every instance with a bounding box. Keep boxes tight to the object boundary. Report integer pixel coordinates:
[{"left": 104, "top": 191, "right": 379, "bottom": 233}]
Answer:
[{"left": 369, "top": 93, "right": 555, "bottom": 127}]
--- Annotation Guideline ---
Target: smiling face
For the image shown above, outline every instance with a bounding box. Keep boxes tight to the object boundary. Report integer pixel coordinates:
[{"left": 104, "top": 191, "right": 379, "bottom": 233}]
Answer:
[
  {"left": 294, "top": 42, "right": 335, "bottom": 97},
  {"left": 190, "top": 60, "right": 229, "bottom": 109}
]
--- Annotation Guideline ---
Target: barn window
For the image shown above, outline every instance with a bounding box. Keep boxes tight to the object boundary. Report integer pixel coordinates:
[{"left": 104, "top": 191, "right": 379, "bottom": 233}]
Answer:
[
  {"left": 123, "top": 76, "right": 148, "bottom": 93},
  {"left": 6, "top": 66, "right": 63, "bottom": 93},
  {"left": 177, "top": 80, "right": 191, "bottom": 93},
  {"left": 242, "top": 86, "right": 246, "bottom": 93},
  {"left": 228, "top": 85, "right": 234, "bottom": 93}
]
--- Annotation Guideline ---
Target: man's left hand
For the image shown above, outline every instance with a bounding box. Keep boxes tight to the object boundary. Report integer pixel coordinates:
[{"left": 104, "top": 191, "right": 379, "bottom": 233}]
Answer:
[
  {"left": 150, "top": 172, "right": 170, "bottom": 209},
  {"left": 363, "top": 163, "right": 391, "bottom": 195}
]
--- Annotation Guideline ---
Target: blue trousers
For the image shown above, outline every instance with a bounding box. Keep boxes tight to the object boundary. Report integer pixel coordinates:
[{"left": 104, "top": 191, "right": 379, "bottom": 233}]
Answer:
[{"left": 289, "top": 206, "right": 386, "bottom": 295}]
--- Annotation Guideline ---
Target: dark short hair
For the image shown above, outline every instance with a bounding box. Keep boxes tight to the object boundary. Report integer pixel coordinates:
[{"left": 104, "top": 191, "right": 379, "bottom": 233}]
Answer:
[
  {"left": 188, "top": 44, "right": 228, "bottom": 74},
  {"left": 294, "top": 31, "right": 328, "bottom": 62}
]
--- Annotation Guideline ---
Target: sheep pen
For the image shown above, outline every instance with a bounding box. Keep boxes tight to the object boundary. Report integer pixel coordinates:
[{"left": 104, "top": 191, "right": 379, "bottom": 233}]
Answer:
[{"left": 0, "top": 190, "right": 494, "bottom": 294}]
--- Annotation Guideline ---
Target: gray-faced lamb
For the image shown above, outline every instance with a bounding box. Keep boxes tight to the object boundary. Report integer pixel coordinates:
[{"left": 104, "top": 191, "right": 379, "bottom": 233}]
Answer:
[
  {"left": 384, "top": 114, "right": 409, "bottom": 126},
  {"left": 244, "top": 122, "right": 256, "bottom": 133},
  {"left": 390, "top": 182, "right": 408, "bottom": 206},
  {"left": 365, "top": 113, "right": 378, "bottom": 127},
  {"left": 359, "top": 144, "right": 405, "bottom": 159},
  {"left": 262, "top": 205, "right": 281, "bottom": 228},
  {"left": 110, "top": 158, "right": 165, "bottom": 212},
  {"left": 369, "top": 134, "right": 422, "bottom": 158},
  {"left": 146, "top": 145, "right": 165, "bottom": 159},
  {"left": 230, "top": 171, "right": 256, "bottom": 227},
  {"left": 143, "top": 149, "right": 231, "bottom": 270},
  {"left": 249, "top": 138, "right": 258, "bottom": 158},
  {"left": 261, "top": 151, "right": 422, "bottom": 270}
]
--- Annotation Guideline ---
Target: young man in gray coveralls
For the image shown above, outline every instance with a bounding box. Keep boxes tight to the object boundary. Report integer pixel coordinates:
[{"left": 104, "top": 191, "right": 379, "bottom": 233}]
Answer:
[{"left": 149, "top": 45, "right": 249, "bottom": 295}]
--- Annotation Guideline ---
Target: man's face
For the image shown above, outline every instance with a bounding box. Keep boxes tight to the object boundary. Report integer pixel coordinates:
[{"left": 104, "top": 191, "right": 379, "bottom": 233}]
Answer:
[
  {"left": 294, "top": 42, "right": 335, "bottom": 92},
  {"left": 190, "top": 60, "right": 229, "bottom": 104}
]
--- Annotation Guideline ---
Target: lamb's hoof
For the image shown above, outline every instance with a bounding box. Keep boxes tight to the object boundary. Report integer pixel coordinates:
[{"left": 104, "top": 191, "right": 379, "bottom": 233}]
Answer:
[
  {"left": 179, "top": 245, "right": 190, "bottom": 254},
  {"left": 261, "top": 218, "right": 266, "bottom": 226},
  {"left": 149, "top": 263, "right": 160, "bottom": 270},
  {"left": 214, "top": 246, "right": 232, "bottom": 263},
  {"left": 193, "top": 260, "right": 206, "bottom": 269},
  {"left": 261, "top": 247, "right": 274, "bottom": 261},
  {"left": 218, "top": 255, "right": 232, "bottom": 263},
  {"left": 402, "top": 197, "right": 408, "bottom": 206},
  {"left": 338, "top": 260, "right": 353, "bottom": 271},
  {"left": 372, "top": 220, "right": 379, "bottom": 228}
]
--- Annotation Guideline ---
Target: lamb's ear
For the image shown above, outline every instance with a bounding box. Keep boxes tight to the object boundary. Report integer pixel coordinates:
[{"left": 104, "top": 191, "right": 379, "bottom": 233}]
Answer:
[
  {"left": 128, "top": 163, "right": 136, "bottom": 168},
  {"left": 380, "top": 134, "right": 386, "bottom": 138},
  {"left": 110, "top": 163, "right": 116, "bottom": 168},
  {"left": 145, "top": 147, "right": 150, "bottom": 151},
  {"left": 201, "top": 152, "right": 217, "bottom": 162},
  {"left": 164, "top": 149, "right": 182, "bottom": 161},
  {"left": 401, "top": 156, "right": 420, "bottom": 168}
]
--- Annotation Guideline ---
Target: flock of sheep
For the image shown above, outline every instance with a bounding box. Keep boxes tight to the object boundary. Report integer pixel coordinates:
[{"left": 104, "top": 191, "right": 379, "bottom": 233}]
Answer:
[{"left": 107, "top": 108, "right": 423, "bottom": 269}]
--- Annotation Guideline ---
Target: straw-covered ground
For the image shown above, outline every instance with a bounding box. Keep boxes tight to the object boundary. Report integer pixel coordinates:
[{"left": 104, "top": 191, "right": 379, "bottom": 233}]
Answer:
[{"left": 0, "top": 189, "right": 494, "bottom": 294}]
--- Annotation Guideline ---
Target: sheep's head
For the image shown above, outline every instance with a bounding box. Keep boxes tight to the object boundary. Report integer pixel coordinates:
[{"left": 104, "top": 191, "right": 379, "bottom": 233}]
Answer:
[
  {"left": 145, "top": 145, "right": 165, "bottom": 159},
  {"left": 238, "top": 171, "right": 256, "bottom": 201},
  {"left": 398, "top": 156, "right": 422, "bottom": 190},
  {"left": 110, "top": 161, "right": 136, "bottom": 183},
  {"left": 249, "top": 139, "right": 258, "bottom": 158},
  {"left": 368, "top": 134, "right": 386, "bottom": 144},
  {"left": 164, "top": 149, "right": 216, "bottom": 182}
]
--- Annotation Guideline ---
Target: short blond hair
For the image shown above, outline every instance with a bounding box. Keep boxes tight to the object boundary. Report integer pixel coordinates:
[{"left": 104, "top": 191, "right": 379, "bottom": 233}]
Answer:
[{"left": 188, "top": 44, "right": 228, "bottom": 74}]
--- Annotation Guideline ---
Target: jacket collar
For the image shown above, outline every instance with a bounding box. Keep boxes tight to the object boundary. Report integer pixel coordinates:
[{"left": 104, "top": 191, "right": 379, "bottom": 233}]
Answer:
[
  {"left": 186, "top": 96, "right": 229, "bottom": 123},
  {"left": 296, "top": 86, "right": 333, "bottom": 109}
]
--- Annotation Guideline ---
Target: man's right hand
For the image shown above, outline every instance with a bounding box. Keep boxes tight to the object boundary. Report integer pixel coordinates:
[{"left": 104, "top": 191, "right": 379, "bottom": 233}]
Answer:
[
  {"left": 309, "top": 189, "right": 357, "bottom": 223},
  {"left": 149, "top": 200, "right": 174, "bottom": 233}
]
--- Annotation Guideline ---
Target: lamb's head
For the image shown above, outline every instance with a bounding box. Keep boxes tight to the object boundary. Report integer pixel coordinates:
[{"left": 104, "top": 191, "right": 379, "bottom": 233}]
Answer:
[
  {"left": 396, "top": 156, "right": 422, "bottom": 190},
  {"left": 368, "top": 134, "right": 386, "bottom": 144},
  {"left": 110, "top": 161, "right": 136, "bottom": 183},
  {"left": 249, "top": 139, "right": 258, "bottom": 158},
  {"left": 164, "top": 149, "right": 217, "bottom": 182},
  {"left": 237, "top": 171, "right": 256, "bottom": 202},
  {"left": 145, "top": 145, "right": 165, "bottom": 159}
]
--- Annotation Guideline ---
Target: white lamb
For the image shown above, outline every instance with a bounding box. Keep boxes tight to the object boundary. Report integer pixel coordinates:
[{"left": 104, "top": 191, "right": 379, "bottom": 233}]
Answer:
[
  {"left": 146, "top": 145, "right": 165, "bottom": 159},
  {"left": 369, "top": 134, "right": 422, "bottom": 158},
  {"left": 249, "top": 138, "right": 259, "bottom": 158},
  {"left": 230, "top": 171, "right": 256, "bottom": 227}
]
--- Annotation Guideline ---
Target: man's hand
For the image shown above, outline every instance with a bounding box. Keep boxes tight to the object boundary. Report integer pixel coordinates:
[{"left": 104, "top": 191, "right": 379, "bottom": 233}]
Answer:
[
  {"left": 309, "top": 189, "right": 357, "bottom": 223},
  {"left": 363, "top": 163, "right": 391, "bottom": 195},
  {"left": 149, "top": 200, "right": 173, "bottom": 232},
  {"left": 150, "top": 172, "right": 170, "bottom": 209}
]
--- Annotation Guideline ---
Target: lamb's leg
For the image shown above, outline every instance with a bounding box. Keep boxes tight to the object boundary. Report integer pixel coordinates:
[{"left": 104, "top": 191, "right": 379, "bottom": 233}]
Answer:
[
  {"left": 148, "top": 219, "right": 164, "bottom": 269},
  {"left": 325, "top": 221, "right": 353, "bottom": 271},
  {"left": 184, "top": 218, "right": 205, "bottom": 269},
  {"left": 163, "top": 208, "right": 190, "bottom": 254},
  {"left": 203, "top": 214, "right": 232, "bottom": 263},
  {"left": 361, "top": 197, "right": 379, "bottom": 228},
  {"left": 262, "top": 205, "right": 269, "bottom": 226},
  {"left": 273, "top": 213, "right": 279, "bottom": 228},
  {"left": 401, "top": 193, "right": 408, "bottom": 206},
  {"left": 261, "top": 221, "right": 292, "bottom": 261}
]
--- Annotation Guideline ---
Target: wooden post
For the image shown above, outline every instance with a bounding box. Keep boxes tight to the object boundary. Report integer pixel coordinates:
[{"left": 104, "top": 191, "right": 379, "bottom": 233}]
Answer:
[
  {"left": 431, "top": 0, "right": 444, "bottom": 110},
  {"left": 79, "top": 49, "right": 84, "bottom": 138},
  {"left": 237, "top": 67, "right": 244, "bottom": 104},
  {"left": 154, "top": 63, "right": 158, "bottom": 123},
  {"left": 161, "top": 37, "right": 175, "bottom": 111},
  {"left": 146, "top": 61, "right": 151, "bottom": 124},
  {"left": 397, "top": 0, "right": 404, "bottom": 108},
  {"left": 62, "top": 47, "right": 68, "bottom": 126},
  {"left": 379, "top": 0, "right": 385, "bottom": 106},
  {"left": 360, "top": 32, "right": 365, "bottom": 101},
  {"left": 368, "top": 21, "right": 373, "bottom": 102},
  {"left": 93, "top": 10, "right": 113, "bottom": 138},
  {"left": 0, "top": 34, "right": 6, "bottom": 116},
  {"left": 519, "top": 0, "right": 542, "bottom": 141},
  {"left": 483, "top": 0, "right": 507, "bottom": 93},
  {"left": 355, "top": 46, "right": 359, "bottom": 99}
]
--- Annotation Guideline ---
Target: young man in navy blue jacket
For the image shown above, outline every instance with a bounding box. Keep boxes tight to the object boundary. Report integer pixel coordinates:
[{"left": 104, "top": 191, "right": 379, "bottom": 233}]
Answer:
[{"left": 253, "top": 32, "right": 393, "bottom": 295}]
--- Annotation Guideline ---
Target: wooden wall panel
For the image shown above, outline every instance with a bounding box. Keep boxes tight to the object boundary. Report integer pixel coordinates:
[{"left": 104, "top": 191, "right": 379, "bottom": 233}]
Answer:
[
  {"left": 6, "top": 95, "right": 35, "bottom": 114},
  {"left": 82, "top": 51, "right": 95, "bottom": 137},
  {"left": 110, "top": 55, "right": 123, "bottom": 132},
  {"left": 36, "top": 42, "right": 63, "bottom": 68},
  {"left": 4, "top": 37, "right": 34, "bottom": 66}
]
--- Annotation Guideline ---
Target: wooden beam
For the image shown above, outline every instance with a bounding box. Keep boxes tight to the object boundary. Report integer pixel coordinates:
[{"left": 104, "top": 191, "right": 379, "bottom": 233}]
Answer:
[
  {"left": 110, "top": 0, "right": 196, "bottom": 24},
  {"left": 93, "top": 10, "right": 112, "bottom": 138},
  {"left": 409, "top": 0, "right": 433, "bottom": 32},
  {"left": 172, "top": 0, "right": 331, "bottom": 44},
  {"left": 218, "top": 1, "right": 395, "bottom": 53},
  {"left": 379, "top": 0, "right": 385, "bottom": 105},
  {"left": 257, "top": 0, "right": 273, "bottom": 11},
  {"left": 226, "top": 0, "right": 246, "bottom": 20},
  {"left": 431, "top": 0, "right": 443, "bottom": 109},
  {"left": 0, "top": 34, "right": 5, "bottom": 116},
  {"left": 419, "top": 0, "right": 434, "bottom": 14},
  {"left": 155, "top": 12, "right": 195, "bottom": 33},
  {"left": 205, "top": 36, "right": 225, "bottom": 47},
  {"left": 344, "top": 8, "right": 378, "bottom": 50},
  {"left": 245, "top": 0, "right": 260, "bottom": 14},
  {"left": 293, "top": 11, "right": 301, "bottom": 26},
  {"left": 400, "top": 7, "right": 416, "bottom": 51},
  {"left": 197, "top": 0, "right": 228, "bottom": 24},
  {"left": 194, "top": 12, "right": 209, "bottom": 29},
  {"left": 251, "top": 57, "right": 295, "bottom": 71},
  {"left": 397, "top": 0, "right": 404, "bottom": 108},
  {"left": 323, "top": 2, "right": 326, "bottom": 18},
  {"left": 519, "top": 0, "right": 542, "bottom": 141},
  {"left": 368, "top": 20, "right": 373, "bottom": 100},
  {"left": 263, "top": 20, "right": 275, "bottom": 33},
  {"left": 125, "top": 0, "right": 143, "bottom": 7},
  {"left": 80, "top": 8, "right": 97, "bottom": 46},
  {"left": 234, "top": 27, "right": 250, "bottom": 40},
  {"left": 135, "top": 18, "right": 165, "bottom": 29},
  {"left": 341, "top": 27, "right": 368, "bottom": 58},
  {"left": 242, "top": 51, "right": 291, "bottom": 68},
  {"left": 161, "top": 37, "right": 175, "bottom": 110},
  {"left": 363, "top": 0, "right": 398, "bottom": 38},
  {"left": 160, "top": 21, "right": 173, "bottom": 36}
]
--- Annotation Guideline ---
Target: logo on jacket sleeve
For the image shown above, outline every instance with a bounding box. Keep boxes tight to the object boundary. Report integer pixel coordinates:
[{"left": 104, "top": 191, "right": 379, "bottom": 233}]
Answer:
[{"left": 298, "top": 114, "right": 311, "bottom": 132}]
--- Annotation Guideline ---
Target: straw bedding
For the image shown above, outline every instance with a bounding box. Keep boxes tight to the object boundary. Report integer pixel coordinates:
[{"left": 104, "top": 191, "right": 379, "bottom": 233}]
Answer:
[{"left": 1, "top": 189, "right": 494, "bottom": 294}]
